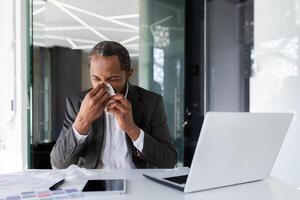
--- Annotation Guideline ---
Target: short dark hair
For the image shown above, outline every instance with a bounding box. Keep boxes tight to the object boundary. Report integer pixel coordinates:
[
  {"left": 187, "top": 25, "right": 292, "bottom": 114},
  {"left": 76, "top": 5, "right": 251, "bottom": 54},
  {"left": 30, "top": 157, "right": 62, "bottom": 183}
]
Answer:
[{"left": 89, "top": 41, "right": 131, "bottom": 71}]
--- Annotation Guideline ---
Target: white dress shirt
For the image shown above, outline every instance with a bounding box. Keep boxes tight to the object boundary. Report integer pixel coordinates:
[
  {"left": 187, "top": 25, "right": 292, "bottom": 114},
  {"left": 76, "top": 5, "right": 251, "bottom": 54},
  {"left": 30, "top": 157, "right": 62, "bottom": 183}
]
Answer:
[{"left": 72, "top": 83, "right": 144, "bottom": 169}]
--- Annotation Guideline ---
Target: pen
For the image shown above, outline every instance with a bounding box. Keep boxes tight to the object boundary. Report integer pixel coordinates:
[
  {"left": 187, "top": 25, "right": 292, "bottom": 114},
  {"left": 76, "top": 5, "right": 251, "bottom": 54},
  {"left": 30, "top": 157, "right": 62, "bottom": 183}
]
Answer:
[{"left": 49, "top": 178, "right": 65, "bottom": 191}]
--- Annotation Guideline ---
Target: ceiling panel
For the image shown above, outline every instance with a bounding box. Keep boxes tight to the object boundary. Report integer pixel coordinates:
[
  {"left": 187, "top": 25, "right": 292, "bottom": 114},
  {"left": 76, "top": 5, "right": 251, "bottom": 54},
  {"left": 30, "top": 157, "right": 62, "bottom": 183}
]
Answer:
[{"left": 33, "top": 0, "right": 139, "bottom": 55}]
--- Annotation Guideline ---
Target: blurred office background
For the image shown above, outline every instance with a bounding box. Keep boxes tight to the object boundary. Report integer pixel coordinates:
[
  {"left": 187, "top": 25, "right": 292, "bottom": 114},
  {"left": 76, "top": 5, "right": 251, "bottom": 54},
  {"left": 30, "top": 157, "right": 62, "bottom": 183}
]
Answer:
[{"left": 0, "top": 0, "right": 299, "bottom": 190}]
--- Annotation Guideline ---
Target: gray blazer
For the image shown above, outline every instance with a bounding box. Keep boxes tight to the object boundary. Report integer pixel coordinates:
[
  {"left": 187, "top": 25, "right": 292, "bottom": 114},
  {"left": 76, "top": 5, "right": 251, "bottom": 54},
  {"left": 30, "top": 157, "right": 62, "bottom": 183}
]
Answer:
[{"left": 50, "top": 84, "right": 177, "bottom": 169}]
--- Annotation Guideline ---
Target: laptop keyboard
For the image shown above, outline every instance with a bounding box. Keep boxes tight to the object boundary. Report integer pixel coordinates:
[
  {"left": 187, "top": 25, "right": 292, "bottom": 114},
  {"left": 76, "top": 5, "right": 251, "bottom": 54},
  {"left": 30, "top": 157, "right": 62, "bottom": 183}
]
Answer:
[{"left": 163, "top": 175, "right": 188, "bottom": 184}]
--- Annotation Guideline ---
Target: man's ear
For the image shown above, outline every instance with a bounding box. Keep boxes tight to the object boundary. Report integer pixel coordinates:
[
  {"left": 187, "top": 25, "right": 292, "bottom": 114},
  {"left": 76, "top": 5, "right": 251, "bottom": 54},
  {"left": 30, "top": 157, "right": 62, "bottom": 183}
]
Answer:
[{"left": 126, "top": 69, "right": 133, "bottom": 79}]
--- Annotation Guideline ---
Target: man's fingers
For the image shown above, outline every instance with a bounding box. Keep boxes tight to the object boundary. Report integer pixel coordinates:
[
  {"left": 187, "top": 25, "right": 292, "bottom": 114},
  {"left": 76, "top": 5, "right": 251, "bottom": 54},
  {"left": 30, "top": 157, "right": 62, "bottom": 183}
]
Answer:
[
  {"left": 106, "top": 107, "right": 118, "bottom": 114},
  {"left": 89, "top": 83, "right": 105, "bottom": 96},
  {"left": 94, "top": 87, "right": 108, "bottom": 100},
  {"left": 110, "top": 94, "right": 125, "bottom": 101},
  {"left": 107, "top": 101, "right": 127, "bottom": 113},
  {"left": 99, "top": 93, "right": 110, "bottom": 106},
  {"left": 110, "top": 94, "right": 130, "bottom": 106}
]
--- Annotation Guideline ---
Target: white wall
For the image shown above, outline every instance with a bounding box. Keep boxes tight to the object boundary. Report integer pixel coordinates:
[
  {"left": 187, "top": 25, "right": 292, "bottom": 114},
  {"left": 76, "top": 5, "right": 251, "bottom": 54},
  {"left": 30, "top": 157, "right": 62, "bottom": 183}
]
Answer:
[
  {"left": 0, "top": 0, "right": 28, "bottom": 171},
  {"left": 0, "top": 0, "right": 18, "bottom": 171},
  {"left": 252, "top": 0, "right": 300, "bottom": 188}
]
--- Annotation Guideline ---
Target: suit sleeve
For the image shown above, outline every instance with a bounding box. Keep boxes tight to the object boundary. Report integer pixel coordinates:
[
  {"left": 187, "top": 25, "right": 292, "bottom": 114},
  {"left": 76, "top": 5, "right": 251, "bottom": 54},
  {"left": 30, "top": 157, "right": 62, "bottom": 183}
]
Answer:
[
  {"left": 50, "top": 96, "right": 86, "bottom": 169},
  {"left": 140, "top": 96, "right": 177, "bottom": 168}
]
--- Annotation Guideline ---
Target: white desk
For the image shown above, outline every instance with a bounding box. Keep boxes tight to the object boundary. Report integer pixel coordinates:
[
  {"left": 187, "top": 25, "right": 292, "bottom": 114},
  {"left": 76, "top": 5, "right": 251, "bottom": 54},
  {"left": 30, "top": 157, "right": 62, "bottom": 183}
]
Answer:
[{"left": 1, "top": 169, "right": 300, "bottom": 200}]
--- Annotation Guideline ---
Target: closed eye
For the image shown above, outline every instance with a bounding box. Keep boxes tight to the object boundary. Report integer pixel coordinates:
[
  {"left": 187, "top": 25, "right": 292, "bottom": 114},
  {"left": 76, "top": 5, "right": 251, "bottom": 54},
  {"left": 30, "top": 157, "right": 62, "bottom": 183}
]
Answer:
[
  {"left": 92, "top": 78, "right": 100, "bottom": 82},
  {"left": 109, "top": 77, "right": 120, "bottom": 81},
  {"left": 91, "top": 75, "right": 101, "bottom": 81}
]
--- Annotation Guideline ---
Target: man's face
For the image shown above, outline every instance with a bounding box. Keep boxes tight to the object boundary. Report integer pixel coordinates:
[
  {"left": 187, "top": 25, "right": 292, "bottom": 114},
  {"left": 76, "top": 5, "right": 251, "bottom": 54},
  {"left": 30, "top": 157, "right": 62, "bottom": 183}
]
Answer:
[{"left": 89, "top": 55, "right": 131, "bottom": 94}]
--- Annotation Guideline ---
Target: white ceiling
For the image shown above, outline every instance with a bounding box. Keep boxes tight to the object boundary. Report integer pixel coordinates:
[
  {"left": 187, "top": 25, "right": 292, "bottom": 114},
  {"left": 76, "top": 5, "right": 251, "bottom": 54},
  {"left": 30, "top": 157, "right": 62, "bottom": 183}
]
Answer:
[{"left": 32, "top": 0, "right": 139, "bottom": 56}]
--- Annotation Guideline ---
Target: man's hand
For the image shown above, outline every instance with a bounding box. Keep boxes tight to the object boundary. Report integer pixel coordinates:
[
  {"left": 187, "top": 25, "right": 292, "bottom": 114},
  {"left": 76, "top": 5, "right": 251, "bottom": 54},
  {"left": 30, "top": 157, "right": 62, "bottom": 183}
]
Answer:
[
  {"left": 106, "top": 94, "right": 140, "bottom": 141},
  {"left": 74, "top": 83, "right": 110, "bottom": 134}
]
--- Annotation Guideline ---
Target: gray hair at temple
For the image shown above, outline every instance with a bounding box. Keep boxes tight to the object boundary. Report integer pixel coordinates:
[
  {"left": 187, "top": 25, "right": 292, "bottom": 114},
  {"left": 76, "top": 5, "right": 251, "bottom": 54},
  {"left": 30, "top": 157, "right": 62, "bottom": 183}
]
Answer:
[{"left": 89, "top": 41, "right": 131, "bottom": 71}]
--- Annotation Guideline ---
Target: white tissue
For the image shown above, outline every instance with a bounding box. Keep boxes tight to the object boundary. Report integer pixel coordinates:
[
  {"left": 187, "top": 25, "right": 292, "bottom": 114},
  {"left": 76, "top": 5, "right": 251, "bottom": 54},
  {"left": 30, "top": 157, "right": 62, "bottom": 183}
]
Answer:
[
  {"left": 28, "top": 165, "right": 105, "bottom": 190},
  {"left": 105, "top": 83, "right": 115, "bottom": 112},
  {"left": 105, "top": 82, "right": 115, "bottom": 96}
]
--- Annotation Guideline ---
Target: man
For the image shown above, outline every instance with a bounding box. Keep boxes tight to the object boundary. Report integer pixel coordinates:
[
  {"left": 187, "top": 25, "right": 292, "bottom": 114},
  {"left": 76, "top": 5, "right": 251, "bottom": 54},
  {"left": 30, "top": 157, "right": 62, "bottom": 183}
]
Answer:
[{"left": 50, "top": 41, "right": 177, "bottom": 169}]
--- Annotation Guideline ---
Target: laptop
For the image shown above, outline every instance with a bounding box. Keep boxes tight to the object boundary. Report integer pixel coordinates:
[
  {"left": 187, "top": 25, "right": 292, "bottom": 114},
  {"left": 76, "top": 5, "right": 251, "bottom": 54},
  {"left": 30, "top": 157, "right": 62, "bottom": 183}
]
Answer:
[{"left": 143, "top": 112, "right": 293, "bottom": 193}]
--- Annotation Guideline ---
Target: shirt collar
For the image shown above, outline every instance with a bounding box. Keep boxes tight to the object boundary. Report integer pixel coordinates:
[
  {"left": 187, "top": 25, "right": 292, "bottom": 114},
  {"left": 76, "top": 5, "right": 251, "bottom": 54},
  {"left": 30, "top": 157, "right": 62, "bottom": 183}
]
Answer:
[{"left": 124, "top": 82, "right": 129, "bottom": 98}]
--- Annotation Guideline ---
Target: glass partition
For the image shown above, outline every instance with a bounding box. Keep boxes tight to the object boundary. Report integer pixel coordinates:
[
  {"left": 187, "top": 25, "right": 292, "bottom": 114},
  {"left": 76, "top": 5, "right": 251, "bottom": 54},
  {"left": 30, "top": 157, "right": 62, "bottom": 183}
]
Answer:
[{"left": 139, "top": 0, "right": 185, "bottom": 165}]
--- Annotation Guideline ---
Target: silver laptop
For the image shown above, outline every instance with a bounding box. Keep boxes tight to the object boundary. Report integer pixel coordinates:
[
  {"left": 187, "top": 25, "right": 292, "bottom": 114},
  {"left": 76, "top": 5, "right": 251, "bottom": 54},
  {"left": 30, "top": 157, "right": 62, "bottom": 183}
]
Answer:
[{"left": 143, "top": 112, "right": 293, "bottom": 193}]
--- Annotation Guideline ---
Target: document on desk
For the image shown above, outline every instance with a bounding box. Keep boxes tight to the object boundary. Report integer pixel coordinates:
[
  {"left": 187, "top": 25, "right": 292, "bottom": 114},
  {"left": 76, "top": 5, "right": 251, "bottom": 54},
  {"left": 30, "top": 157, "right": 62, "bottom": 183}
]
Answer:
[
  {"left": 0, "top": 165, "right": 106, "bottom": 199},
  {"left": 0, "top": 173, "right": 61, "bottom": 196},
  {"left": 0, "top": 173, "right": 86, "bottom": 199}
]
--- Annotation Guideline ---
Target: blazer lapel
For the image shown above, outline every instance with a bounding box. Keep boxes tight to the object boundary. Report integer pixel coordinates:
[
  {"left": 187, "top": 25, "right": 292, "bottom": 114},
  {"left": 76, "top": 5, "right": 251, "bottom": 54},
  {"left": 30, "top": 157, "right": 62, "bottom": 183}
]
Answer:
[
  {"left": 127, "top": 83, "right": 143, "bottom": 130},
  {"left": 126, "top": 84, "right": 144, "bottom": 159}
]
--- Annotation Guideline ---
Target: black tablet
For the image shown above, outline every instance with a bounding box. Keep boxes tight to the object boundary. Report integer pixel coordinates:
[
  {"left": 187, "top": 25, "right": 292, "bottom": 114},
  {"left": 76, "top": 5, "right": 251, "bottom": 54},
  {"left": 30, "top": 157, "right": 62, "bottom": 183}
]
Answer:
[{"left": 82, "top": 179, "right": 126, "bottom": 194}]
